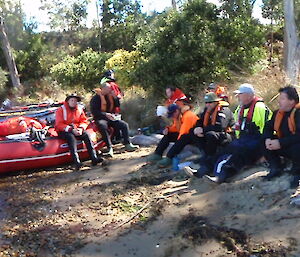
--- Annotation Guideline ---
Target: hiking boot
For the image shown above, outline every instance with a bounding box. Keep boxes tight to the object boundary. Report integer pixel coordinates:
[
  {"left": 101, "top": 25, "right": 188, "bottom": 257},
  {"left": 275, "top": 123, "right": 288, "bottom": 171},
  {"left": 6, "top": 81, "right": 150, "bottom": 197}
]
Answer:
[
  {"left": 112, "top": 138, "right": 123, "bottom": 145},
  {"left": 147, "top": 153, "right": 162, "bottom": 163},
  {"left": 74, "top": 162, "right": 83, "bottom": 171},
  {"left": 157, "top": 157, "right": 172, "bottom": 168},
  {"left": 124, "top": 143, "right": 139, "bottom": 152},
  {"left": 183, "top": 166, "right": 198, "bottom": 178},
  {"left": 92, "top": 157, "right": 104, "bottom": 166}
]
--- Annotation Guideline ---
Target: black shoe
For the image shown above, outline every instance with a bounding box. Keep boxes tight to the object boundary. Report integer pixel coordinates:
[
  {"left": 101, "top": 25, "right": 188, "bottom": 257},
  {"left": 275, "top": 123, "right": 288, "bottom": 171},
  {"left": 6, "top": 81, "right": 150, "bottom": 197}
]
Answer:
[
  {"left": 112, "top": 139, "right": 122, "bottom": 145},
  {"left": 92, "top": 157, "right": 104, "bottom": 166},
  {"left": 290, "top": 175, "right": 300, "bottom": 189},
  {"left": 263, "top": 169, "right": 281, "bottom": 181},
  {"left": 74, "top": 162, "right": 83, "bottom": 171}
]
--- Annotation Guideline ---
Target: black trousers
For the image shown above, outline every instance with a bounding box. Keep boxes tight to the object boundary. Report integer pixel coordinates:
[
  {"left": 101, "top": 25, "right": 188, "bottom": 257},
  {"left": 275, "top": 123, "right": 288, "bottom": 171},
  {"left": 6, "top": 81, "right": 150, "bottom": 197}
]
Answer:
[
  {"left": 166, "top": 131, "right": 232, "bottom": 159},
  {"left": 94, "top": 119, "right": 130, "bottom": 148},
  {"left": 264, "top": 143, "right": 300, "bottom": 174},
  {"left": 58, "top": 131, "right": 98, "bottom": 164},
  {"left": 217, "top": 135, "right": 262, "bottom": 173},
  {"left": 155, "top": 132, "right": 179, "bottom": 156}
]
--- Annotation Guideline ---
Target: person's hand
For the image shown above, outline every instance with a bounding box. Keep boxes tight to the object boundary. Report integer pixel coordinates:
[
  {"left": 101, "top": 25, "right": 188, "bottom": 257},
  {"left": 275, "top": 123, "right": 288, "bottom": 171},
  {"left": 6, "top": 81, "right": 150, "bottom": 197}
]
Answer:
[
  {"left": 265, "top": 138, "right": 272, "bottom": 149},
  {"left": 72, "top": 128, "right": 83, "bottom": 136},
  {"left": 105, "top": 113, "right": 115, "bottom": 121},
  {"left": 266, "top": 139, "right": 281, "bottom": 150},
  {"left": 163, "top": 128, "right": 168, "bottom": 135},
  {"left": 194, "top": 127, "right": 203, "bottom": 137}
]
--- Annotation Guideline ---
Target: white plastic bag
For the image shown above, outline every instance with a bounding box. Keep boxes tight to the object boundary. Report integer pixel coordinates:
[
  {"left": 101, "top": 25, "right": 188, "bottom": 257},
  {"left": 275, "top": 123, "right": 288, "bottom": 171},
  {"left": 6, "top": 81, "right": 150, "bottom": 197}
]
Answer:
[{"left": 156, "top": 105, "right": 168, "bottom": 117}]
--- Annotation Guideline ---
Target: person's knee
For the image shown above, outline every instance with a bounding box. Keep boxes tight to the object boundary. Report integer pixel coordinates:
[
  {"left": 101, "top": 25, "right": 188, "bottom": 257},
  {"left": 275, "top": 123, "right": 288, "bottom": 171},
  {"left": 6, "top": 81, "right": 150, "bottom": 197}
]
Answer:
[
  {"left": 205, "top": 131, "right": 218, "bottom": 140},
  {"left": 96, "top": 120, "right": 108, "bottom": 130},
  {"left": 81, "top": 131, "right": 90, "bottom": 139},
  {"left": 118, "top": 120, "right": 129, "bottom": 130},
  {"left": 65, "top": 132, "right": 76, "bottom": 141}
]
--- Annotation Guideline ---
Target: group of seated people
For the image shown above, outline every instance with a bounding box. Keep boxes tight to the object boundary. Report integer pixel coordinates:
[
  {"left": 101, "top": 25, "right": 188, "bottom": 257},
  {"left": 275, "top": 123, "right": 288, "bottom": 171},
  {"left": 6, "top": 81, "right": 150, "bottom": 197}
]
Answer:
[
  {"left": 54, "top": 70, "right": 139, "bottom": 170},
  {"left": 2, "top": 72, "right": 300, "bottom": 188},
  {"left": 148, "top": 83, "right": 300, "bottom": 189}
]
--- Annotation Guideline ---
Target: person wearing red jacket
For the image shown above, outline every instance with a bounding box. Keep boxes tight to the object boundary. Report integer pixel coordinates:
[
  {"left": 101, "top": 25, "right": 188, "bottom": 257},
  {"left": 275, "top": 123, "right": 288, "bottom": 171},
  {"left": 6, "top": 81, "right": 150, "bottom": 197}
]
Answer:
[
  {"left": 165, "top": 86, "right": 187, "bottom": 106},
  {"left": 100, "top": 70, "right": 123, "bottom": 113},
  {"left": 55, "top": 94, "right": 102, "bottom": 170}
]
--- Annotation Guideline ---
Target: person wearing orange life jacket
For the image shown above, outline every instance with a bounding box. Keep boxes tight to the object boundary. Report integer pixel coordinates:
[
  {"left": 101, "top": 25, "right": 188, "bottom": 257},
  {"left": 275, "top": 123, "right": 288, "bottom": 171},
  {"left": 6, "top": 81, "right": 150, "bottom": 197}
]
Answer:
[
  {"left": 207, "top": 82, "right": 229, "bottom": 103},
  {"left": 262, "top": 86, "right": 300, "bottom": 188},
  {"left": 55, "top": 94, "right": 102, "bottom": 170},
  {"left": 90, "top": 83, "right": 139, "bottom": 158},
  {"left": 155, "top": 86, "right": 188, "bottom": 133},
  {"left": 147, "top": 101, "right": 199, "bottom": 164},
  {"left": 176, "top": 92, "right": 235, "bottom": 175},
  {"left": 204, "top": 83, "right": 272, "bottom": 184},
  {"left": 100, "top": 69, "right": 123, "bottom": 113}
]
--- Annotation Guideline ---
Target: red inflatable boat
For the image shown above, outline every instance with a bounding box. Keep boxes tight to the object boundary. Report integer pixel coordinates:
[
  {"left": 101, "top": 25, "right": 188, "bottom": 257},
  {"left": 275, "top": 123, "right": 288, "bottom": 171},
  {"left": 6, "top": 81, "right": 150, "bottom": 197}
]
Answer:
[{"left": 0, "top": 122, "right": 105, "bottom": 173}]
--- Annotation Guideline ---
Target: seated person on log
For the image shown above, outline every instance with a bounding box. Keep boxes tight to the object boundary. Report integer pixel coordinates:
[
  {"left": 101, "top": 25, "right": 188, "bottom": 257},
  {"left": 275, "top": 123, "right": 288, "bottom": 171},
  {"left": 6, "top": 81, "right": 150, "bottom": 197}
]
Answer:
[
  {"left": 202, "top": 83, "right": 272, "bottom": 183},
  {"left": 147, "top": 99, "right": 199, "bottom": 165},
  {"left": 179, "top": 92, "right": 235, "bottom": 175}
]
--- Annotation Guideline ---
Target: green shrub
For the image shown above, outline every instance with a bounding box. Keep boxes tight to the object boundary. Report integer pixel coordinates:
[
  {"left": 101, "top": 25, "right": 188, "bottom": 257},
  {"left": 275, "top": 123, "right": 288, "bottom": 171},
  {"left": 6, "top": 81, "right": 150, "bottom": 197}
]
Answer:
[
  {"left": 105, "top": 49, "right": 144, "bottom": 88},
  {"left": 133, "top": 0, "right": 265, "bottom": 95},
  {"left": 50, "top": 48, "right": 112, "bottom": 89}
]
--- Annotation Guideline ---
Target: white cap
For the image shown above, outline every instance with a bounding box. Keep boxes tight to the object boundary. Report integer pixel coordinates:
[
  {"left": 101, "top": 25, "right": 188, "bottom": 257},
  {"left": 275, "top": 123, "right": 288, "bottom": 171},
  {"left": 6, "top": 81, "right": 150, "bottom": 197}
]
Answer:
[{"left": 233, "top": 83, "right": 255, "bottom": 94}]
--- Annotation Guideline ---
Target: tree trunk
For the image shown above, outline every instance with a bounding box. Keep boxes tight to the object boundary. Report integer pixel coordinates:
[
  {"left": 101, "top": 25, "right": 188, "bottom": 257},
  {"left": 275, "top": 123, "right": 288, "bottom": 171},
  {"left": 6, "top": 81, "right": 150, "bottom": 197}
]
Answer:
[
  {"left": 0, "top": 17, "right": 21, "bottom": 88},
  {"left": 284, "top": 0, "right": 300, "bottom": 85},
  {"left": 269, "top": 12, "right": 274, "bottom": 64},
  {"left": 172, "top": 0, "right": 177, "bottom": 10},
  {"left": 96, "top": 0, "right": 102, "bottom": 51}
]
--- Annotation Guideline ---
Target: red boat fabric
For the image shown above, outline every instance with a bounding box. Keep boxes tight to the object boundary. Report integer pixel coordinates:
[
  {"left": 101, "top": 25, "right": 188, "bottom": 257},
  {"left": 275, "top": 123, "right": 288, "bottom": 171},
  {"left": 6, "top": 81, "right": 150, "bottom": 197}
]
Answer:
[{"left": 0, "top": 123, "right": 106, "bottom": 173}]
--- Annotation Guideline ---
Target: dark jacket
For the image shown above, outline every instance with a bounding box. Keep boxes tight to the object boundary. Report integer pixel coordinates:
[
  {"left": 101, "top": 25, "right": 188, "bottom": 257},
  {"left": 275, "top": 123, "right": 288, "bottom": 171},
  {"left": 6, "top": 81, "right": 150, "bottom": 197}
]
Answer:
[
  {"left": 90, "top": 94, "right": 119, "bottom": 121},
  {"left": 194, "top": 106, "right": 235, "bottom": 134},
  {"left": 263, "top": 109, "right": 300, "bottom": 148}
]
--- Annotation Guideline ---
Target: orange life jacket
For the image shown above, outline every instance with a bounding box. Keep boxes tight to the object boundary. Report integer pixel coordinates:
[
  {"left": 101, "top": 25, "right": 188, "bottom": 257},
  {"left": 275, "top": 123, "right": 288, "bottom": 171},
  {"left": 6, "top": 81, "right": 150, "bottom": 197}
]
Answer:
[
  {"left": 203, "top": 103, "right": 232, "bottom": 133},
  {"left": 214, "top": 86, "right": 226, "bottom": 97},
  {"left": 95, "top": 89, "right": 116, "bottom": 113},
  {"left": 167, "top": 108, "right": 199, "bottom": 139},
  {"left": 274, "top": 103, "right": 300, "bottom": 138},
  {"left": 203, "top": 104, "right": 220, "bottom": 127}
]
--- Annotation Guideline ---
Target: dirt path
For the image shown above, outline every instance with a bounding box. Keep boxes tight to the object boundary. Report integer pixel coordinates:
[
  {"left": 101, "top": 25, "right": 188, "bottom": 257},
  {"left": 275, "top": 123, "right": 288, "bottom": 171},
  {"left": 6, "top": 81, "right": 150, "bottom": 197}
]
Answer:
[{"left": 0, "top": 146, "right": 300, "bottom": 257}]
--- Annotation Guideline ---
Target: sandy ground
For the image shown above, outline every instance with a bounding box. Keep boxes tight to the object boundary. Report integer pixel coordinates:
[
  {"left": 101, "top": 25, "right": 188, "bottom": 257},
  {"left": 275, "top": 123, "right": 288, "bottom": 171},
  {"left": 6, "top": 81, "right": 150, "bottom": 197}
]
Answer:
[{"left": 0, "top": 145, "right": 300, "bottom": 257}]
